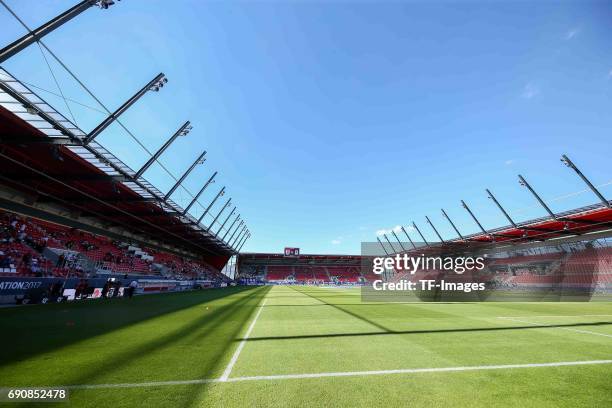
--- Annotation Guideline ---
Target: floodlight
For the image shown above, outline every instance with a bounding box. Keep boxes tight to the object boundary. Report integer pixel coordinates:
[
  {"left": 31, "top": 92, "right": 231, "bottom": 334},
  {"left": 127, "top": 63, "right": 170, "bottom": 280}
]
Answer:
[
  {"left": 149, "top": 76, "right": 168, "bottom": 92},
  {"left": 96, "top": 0, "right": 120, "bottom": 10},
  {"left": 179, "top": 125, "right": 193, "bottom": 136}
]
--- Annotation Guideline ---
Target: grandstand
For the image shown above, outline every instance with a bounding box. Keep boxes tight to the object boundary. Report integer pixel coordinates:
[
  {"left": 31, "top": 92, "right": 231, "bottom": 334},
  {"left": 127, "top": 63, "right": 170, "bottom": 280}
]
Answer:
[
  {"left": 0, "top": 209, "right": 220, "bottom": 280},
  {"left": 238, "top": 253, "right": 365, "bottom": 284}
]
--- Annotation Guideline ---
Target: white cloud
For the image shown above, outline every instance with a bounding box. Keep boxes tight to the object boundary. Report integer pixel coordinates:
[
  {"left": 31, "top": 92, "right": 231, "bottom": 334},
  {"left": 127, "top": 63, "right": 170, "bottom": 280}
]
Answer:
[
  {"left": 565, "top": 28, "right": 580, "bottom": 40},
  {"left": 505, "top": 159, "right": 514, "bottom": 165},
  {"left": 521, "top": 83, "right": 540, "bottom": 99},
  {"left": 331, "top": 239, "right": 341, "bottom": 245},
  {"left": 376, "top": 225, "right": 403, "bottom": 237}
]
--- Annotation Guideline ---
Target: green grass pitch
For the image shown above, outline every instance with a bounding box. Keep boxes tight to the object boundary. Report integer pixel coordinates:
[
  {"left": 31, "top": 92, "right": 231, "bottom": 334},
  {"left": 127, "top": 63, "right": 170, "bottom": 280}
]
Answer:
[{"left": 0, "top": 285, "right": 611, "bottom": 407}]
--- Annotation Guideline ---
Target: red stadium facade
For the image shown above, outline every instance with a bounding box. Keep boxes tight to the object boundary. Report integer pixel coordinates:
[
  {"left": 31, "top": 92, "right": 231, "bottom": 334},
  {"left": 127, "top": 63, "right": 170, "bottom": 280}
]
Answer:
[{"left": 238, "top": 253, "right": 368, "bottom": 284}]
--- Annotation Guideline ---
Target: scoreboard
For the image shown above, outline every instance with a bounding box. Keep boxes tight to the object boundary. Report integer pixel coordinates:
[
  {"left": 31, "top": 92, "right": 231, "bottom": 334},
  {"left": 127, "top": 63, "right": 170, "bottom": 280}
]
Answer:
[{"left": 284, "top": 247, "right": 300, "bottom": 257}]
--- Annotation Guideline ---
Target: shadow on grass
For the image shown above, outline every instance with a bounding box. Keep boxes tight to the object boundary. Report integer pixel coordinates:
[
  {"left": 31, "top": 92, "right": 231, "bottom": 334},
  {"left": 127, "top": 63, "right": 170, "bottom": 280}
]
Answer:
[
  {"left": 260, "top": 287, "right": 612, "bottom": 342},
  {"left": 0, "top": 286, "right": 254, "bottom": 367},
  {"left": 293, "top": 287, "right": 392, "bottom": 332},
  {"left": 60, "top": 286, "right": 271, "bottom": 408},
  {"left": 9, "top": 286, "right": 271, "bottom": 408},
  {"left": 241, "top": 320, "right": 612, "bottom": 342},
  {"left": 262, "top": 303, "right": 480, "bottom": 307}
]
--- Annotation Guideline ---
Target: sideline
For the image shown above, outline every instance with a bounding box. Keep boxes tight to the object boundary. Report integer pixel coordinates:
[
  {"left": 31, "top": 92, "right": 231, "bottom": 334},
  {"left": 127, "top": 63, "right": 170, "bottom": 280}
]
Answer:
[{"left": 62, "top": 359, "right": 612, "bottom": 389}]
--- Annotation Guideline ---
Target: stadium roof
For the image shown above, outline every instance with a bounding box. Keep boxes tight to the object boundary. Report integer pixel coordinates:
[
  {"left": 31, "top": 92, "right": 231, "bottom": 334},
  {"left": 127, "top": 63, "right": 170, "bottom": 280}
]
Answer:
[
  {"left": 0, "top": 67, "right": 236, "bottom": 264},
  {"left": 454, "top": 203, "right": 612, "bottom": 244},
  {"left": 376, "top": 202, "right": 612, "bottom": 258}
]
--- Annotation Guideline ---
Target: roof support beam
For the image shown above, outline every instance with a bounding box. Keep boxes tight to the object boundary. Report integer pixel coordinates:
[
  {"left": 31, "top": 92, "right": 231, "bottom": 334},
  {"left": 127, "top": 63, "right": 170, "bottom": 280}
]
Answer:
[
  {"left": 486, "top": 189, "right": 517, "bottom": 227},
  {"left": 441, "top": 208, "right": 464, "bottom": 240},
  {"left": 197, "top": 186, "right": 225, "bottom": 224},
  {"left": 376, "top": 237, "right": 390, "bottom": 256},
  {"left": 461, "top": 199, "right": 491, "bottom": 240},
  {"left": 401, "top": 226, "right": 417, "bottom": 250},
  {"left": 217, "top": 206, "right": 236, "bottom": 235},
  {"left": 164, "top": 150, "right": 206, "bottom": 201},
  {"left": 561, "top": 154, "right": 610, "bottom": 208},
  {"left": 518, "top": 175, "right": 557, "bottom": 219},
  {"left": 84, "top": 73, "right": 167, "bottom": 145},
  {"left": 486, "top": 188, "right": 565, "bottom": 238},
  {"left": 208, "top": 197, "right": 231, "bottom": 229},
  {"left": 0, "top": 0, "right": 108, "bottom": 64},
  {"left": 391, "top": 230, "right": 407, "bottom": 252},
  {"left": 236, "top": 233, "right": 250, "bottom": 253},
  {"left": 226, "top": 219, "right": 244, "bottom": 244},
  {"left": 134, "top": 121, "right": 191, "bottom": 179},
  {"left": 234, "top": 230, "right": 251, "bottom": 252},
  {"left": 412, "top": 221, "right": 429, "bottom": 247},
  {"left": 231, "top": 225, "right": 247, "bottom": 247},
  {"left": 425, "top": 215, "right": 445, "bottom": 243},
  {"left": 222, "top": 214, "right": 241, "bottom": 241},
  {"left": 383, "top": 233, "right": 398, "bottom": 254},
  {"left": 183, "top": 171, "right": 217, "bottom": 215}
]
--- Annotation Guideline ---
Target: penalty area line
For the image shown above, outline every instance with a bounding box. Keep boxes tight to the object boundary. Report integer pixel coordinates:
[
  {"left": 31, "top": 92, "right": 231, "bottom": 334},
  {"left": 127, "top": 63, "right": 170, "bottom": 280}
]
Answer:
[
  {"left": 60, "top": 359, "right": 612, "bottom": 389},
  {"left": 219, "top": 297, "right": 268, "bottom": 381}
]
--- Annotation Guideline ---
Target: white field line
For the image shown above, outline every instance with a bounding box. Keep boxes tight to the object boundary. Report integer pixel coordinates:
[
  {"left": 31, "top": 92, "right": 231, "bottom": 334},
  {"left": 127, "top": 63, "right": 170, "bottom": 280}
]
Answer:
[
  {"left": 497, "top": 316, "right": 612, "bottom": 339},
  {"left": 61, "top": 359, "right": 612, "bottom": 390},
  {"left": 219, "top": 298, "right": 268, "bottom": 381}
]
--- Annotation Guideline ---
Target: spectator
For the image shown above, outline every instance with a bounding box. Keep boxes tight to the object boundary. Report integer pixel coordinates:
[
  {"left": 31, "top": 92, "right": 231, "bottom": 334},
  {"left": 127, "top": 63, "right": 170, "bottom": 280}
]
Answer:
[{"left": 128, "top": 280, "right": 138, "bottom": 298}]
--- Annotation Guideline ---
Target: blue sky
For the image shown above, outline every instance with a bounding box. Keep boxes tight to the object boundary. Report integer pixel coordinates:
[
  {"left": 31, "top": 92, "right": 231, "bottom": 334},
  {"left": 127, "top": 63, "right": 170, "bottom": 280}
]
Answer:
[{"left": 1, "top": 0, "right": 611, "bottom": 254}]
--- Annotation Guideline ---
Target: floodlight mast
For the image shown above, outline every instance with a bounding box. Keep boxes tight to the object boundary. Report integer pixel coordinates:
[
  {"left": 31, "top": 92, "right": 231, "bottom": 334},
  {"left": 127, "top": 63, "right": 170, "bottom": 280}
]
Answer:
[
  {"left": 561, "top": 154, "right": 610, "bottom": 208},
  {"left": 134, "top": 121, "right": 191, "bottom": 179},
  {"left": 237, "top": 231, "right": 252, "bottom": 252},
  {"left": 231, "top": 225, "right": 247, "bottom": 247},
  {"left": 383, "top": 234, "right": 398, "bottom": 254},
  {"left": 238, "top": 233, "right": 251, "bottom": 252},
  {"left": 84, "top": 73, "right": 167, "bottom": 145},
  {"left": 230, "top": 229, "right": 243, "bottom": 249},
  {"left": 209, "top": 197, "right": 232, "bottom": 229},
  {"left": 182, "top": 171, "right": 217, "bottom": 215},
  {"left": 237, "top": 234, "right": 250, "bottom": 252},
  {"left": 234, "top": 235, "right": 246, "bottom": 253},
  {"left": 486, "top": 188, "right": 562, "bottom": 238},
  {"left": 376, "top": 237, "right": 390, "bottom": 256},
  {"left": 235, "top": 230, "right": 248, "bottom": 250},
  {"left": 401, "top": 226, "right": 417, "bottom": 250},
  {"left": 197, "top": 186, "right": 225, "bottom": 224},
  {"left": 0, "top": 0, "right": 119, "bottom": 64},
  {"left": 391, "top": 230, "right": 407, "bottom": 252},
  {"left": 226, "top": 220, "right": 244, "bottom": 244},
  {"left": 217, "top": 206, "right": 236, "bottom": 235},
  {"left": 486, "top": 189, "right": 517, "bottom": 227},
  {"left": 412, "top": 222, "right": 429, "bottom": 247},
  {"left": 164, "top": 151, "right": 206, "bottom": 201},
  {"left": 518, "top": 175, "right": 557, "bottom": 219},
  {"left": 441, "top": 208, "right": 464, "bottom": 240},
  {"left": 460, "top": 199, "right": 492, "bottom": 241},
  {"left": 425, "top": 216, "right": 445, "bottom": 243},
  {"left": 222, "top": 215, "right": 241, "bottom": 241}
]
